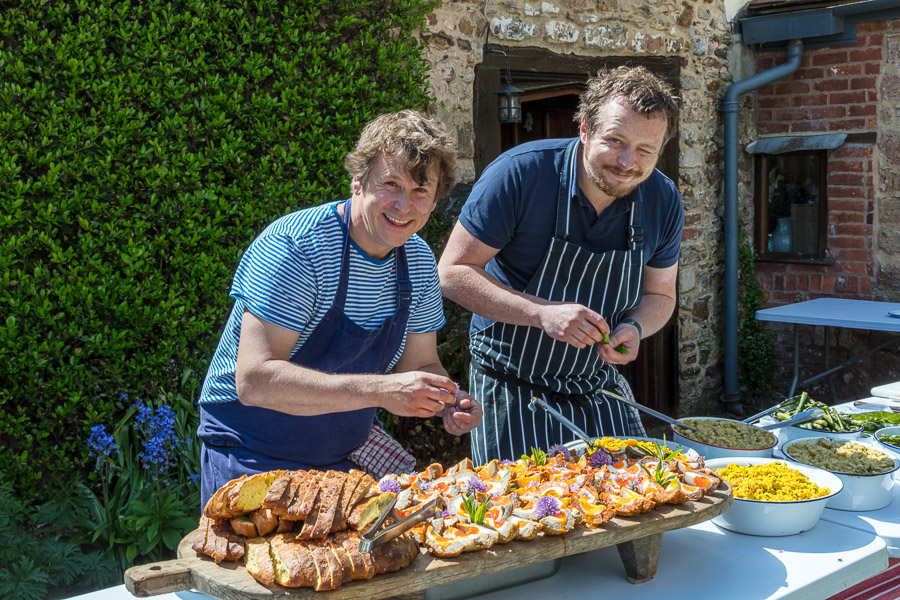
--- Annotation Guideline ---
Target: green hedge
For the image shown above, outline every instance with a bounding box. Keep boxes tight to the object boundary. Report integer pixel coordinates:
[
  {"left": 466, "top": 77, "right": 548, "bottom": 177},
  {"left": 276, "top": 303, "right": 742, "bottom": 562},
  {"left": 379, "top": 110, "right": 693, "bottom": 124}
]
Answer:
[{"left": 0, "top": 0, "right": 440, "bottom": 501}]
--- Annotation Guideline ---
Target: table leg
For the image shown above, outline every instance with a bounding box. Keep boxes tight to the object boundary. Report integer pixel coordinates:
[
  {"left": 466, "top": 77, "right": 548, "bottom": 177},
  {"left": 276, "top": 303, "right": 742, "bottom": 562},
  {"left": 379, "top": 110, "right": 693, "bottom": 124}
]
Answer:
[
  {"left": 616, "top": 532, "right": 662, "bottom": 583},
  {"left": 789, "top": 324, "right": 800, "bottom": 397},
  {"left": 825, "top": 327, "right": 838, "bottom": 403}
]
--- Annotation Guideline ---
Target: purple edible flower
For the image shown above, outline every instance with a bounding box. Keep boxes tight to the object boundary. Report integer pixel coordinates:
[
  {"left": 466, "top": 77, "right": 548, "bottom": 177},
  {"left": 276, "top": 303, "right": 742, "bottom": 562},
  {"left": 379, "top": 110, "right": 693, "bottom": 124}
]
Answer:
[
  {"left": 549, "top": 443, "right": 571, "bottom": 459},
  {"left": 378, "top": 478, "right": 401, "bottom": 494},
  {"left": 535, "top": 495, "right": 561, "bottom": 519},
  {"left": 417, "top": 480, "right": 434, "bottom": 492},
  {"left": 499, "top": 459, "right": 515, "bottom": 466},
  {"left": 439, "top": 509, "right": 453, "bottom": 519},
  {"left": 590, "top": 449, "right": 613, "bottom": 468},
  {"left": 466, "top": 477, "right": 487, "bottom": 494}
]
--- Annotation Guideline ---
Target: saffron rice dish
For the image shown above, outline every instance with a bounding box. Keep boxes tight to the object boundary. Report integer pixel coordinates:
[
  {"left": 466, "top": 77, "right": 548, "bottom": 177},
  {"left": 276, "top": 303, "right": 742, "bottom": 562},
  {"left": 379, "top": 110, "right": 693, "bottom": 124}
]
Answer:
[{"left": 716, "top": 462, "right": 830, "bottom": 501}]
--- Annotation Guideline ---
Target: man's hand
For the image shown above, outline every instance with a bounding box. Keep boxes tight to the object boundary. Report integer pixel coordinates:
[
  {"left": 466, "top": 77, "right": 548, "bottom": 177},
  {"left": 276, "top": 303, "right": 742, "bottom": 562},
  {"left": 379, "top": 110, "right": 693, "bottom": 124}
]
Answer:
[
  {"left": 596, "top": 321, "right": 640, "bottom": 364},
  {"left": 440, "top": 389, "right": 483, "bottom": 435},
  {"left": 377, "top": 370, "right": 459, "bottom": 418},
  {"left": 537, "top": 302, "right": 609, "bottom": 348}
]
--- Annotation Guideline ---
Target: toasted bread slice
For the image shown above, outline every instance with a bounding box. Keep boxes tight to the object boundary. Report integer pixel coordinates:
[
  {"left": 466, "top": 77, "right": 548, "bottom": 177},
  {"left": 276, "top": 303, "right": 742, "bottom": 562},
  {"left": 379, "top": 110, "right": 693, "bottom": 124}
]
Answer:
[
  {"left": 261, "top": 470, "right": 297, "bottom": 509},
  {"left": 302, "top": 471, "right": 347, "bottom": 539},
  {"left": 274, "top": 471, "right": 306, "bottom": 516},
  {"left": 204, "top": 477, "right": 243, "bottom": 518},
  {"left": 225, "top": 471, "right": 282, "bottom": 516},
  {"left": 291, "top": 470, "right": 324, "bottom": 520},
  {"left": 310, "top": 544, "right": 342, "bottom": 591},
  {"left": 332, "top": 469, "right": 366, "bottom": 532},
  {"left": 244, "top": 537, "right": 275, "bottom": 586},
  {"left": 269, "top": 533, "right": 315, "bottom": 588},
  {"left": 192, "top": 516, "right": 213, "bottom": 557},
  {"left": 249, "top": 507, "right": 278, "bottom": 537},
  {"left": 332, "top": 531, "right": 375, "bottom": 581},
  {"left": 348, "top": 491, "right": 396, "bottom": 532},
  {"left": 326, "top": 542, "right": 353, "bottom": 583},
  {"left": 230, "top": 515, "right": 258, "bottom": 538}
]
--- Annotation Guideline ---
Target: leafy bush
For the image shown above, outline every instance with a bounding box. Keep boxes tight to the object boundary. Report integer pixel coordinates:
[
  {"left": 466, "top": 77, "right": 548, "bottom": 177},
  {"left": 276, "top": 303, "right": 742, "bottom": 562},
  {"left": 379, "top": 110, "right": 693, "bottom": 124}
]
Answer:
[
  {"left": 0, "top": 0, "right": 439, "bottom": 501},
  {"left": 737, "top": 224, "right": 776, "bottom": 402},
  {"left": 0, "top": 477, "right": 117, "bottom": 600}
]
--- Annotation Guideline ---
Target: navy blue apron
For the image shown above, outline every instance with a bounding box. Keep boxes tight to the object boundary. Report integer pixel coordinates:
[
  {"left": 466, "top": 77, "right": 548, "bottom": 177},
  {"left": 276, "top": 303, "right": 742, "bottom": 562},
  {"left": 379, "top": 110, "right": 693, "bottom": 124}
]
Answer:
[
  {"left": 469, "top": 139, "right": 646, "bottom": 465},
  {"left": 199, "top": 199, "right": 412, "bottom": 506}
]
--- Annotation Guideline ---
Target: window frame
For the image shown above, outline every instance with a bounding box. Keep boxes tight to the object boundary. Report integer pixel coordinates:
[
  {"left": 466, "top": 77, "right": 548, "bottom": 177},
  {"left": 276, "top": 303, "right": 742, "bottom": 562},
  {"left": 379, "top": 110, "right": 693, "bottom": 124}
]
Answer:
[{"left": 753, "top": 149, "right": 831, "bottom": 264}]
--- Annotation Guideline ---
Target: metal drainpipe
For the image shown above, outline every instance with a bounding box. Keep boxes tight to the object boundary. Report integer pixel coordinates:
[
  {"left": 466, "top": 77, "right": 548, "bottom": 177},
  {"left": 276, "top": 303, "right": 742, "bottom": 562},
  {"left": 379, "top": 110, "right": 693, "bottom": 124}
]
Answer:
[{"left": 717, "top": 39, "right": 804, "bottom": 414}]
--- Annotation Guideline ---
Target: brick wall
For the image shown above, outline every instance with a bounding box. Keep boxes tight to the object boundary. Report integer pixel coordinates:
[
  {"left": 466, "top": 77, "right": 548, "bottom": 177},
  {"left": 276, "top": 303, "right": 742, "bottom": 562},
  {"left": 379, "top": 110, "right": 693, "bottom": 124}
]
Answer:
[{"left": 751, "top": 19, "right": 900, "bottom": 401}]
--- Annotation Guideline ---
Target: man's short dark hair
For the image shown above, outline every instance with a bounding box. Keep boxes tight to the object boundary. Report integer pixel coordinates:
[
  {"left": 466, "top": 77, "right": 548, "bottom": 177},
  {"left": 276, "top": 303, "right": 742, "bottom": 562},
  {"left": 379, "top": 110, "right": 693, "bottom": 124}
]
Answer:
[{"left": 575, "top": 66, "right": 681, "bottom": 145}]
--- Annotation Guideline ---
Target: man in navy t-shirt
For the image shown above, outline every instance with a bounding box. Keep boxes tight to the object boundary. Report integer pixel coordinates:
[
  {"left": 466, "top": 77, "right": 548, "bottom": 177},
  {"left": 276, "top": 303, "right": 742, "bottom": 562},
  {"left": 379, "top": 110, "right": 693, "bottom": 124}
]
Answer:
[{"left": 439, "top": 66, "right": 684, "bottom": 465}]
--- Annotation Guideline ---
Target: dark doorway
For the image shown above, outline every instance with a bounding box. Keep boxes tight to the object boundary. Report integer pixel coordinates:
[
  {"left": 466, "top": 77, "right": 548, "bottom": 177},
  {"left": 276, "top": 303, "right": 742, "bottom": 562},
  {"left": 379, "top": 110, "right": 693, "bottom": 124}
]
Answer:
[{"left": 473, "top": 46, "right": 681, "bottom": 418}]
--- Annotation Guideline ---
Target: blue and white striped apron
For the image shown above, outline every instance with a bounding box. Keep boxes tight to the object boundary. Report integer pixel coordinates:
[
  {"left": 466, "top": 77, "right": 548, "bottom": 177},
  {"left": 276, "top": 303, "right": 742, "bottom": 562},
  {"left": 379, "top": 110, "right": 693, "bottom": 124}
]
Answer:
[{"left": 469, "top": 139, "right": 647, "bottom": 465}]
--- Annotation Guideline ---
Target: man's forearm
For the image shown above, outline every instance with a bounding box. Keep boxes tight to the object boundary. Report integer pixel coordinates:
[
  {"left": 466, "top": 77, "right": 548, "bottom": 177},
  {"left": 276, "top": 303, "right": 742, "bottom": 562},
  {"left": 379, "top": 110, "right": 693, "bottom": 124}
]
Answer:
[
  {"left": 623, "top": 292, "right": 676, "bottom": 338},
  {"left": 440, "top": 264, "right": 547, "bottom": 328},
  {"left": 236, "top": 360, "right": 382, "bottom": 415}
]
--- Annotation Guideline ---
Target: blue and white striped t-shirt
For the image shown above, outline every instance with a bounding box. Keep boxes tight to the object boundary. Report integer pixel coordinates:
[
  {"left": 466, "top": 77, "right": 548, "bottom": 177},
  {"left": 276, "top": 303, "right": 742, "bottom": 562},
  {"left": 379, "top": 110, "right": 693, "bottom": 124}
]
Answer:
[{"left": 199, "top": 201, "right": 446, "bottom": 405}]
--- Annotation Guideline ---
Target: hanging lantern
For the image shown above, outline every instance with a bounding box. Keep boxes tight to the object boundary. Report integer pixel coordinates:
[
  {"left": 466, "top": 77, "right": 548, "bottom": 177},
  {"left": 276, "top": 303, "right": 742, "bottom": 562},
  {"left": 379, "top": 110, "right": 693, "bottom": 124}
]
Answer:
[{"left": 496, "top": 80, "right": 524, "bottom": 124}]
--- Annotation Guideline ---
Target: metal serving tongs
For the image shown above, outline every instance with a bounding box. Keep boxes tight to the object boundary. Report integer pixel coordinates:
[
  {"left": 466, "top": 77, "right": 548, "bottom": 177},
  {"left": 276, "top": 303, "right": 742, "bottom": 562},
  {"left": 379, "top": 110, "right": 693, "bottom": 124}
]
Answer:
[
  {"left": 742, "top": 401, "right": 789, "bottom": 424},
  {"left": 598, "top": 388, "right": 699, "bottom": 433},
  {"left": 757, "top": 408, "right": 824, "bottom": 431},
  {"left": 358, "top": 494, "right": 438, "bottom": 554}
]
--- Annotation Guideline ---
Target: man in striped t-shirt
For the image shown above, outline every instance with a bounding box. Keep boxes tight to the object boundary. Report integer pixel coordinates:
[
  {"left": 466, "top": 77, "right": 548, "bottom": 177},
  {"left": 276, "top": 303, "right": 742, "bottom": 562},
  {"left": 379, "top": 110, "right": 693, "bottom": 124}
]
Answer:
[
  {"left": 197, "top": 110, "right": 482, "bottom": 507},
  {"left": 439, "top": 67, "right": 683, "bottom": 466}
]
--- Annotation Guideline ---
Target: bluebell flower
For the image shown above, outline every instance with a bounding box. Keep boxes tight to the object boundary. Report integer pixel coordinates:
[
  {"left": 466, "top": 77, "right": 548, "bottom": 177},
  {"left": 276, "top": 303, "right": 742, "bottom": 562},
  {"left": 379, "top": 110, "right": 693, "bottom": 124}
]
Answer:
[
  {"left": 189, "top": 473, "right": 200, "bottom": 485},
  {"left": 119, "top": 391, "right": 129, "bottom": 401},
  {"left": 135, "top": 403, "right": 181, "bottom": 478},
  {"left": 87, "top": 424, "right": 118, "bottom": 461}
]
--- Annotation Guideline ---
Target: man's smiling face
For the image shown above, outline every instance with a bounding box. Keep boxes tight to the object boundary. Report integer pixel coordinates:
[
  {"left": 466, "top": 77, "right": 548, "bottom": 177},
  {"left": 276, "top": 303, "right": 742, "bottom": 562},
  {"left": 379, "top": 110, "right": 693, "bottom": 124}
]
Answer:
[{"left": 348, "top": 151, "right": 439, "bottom": 260}]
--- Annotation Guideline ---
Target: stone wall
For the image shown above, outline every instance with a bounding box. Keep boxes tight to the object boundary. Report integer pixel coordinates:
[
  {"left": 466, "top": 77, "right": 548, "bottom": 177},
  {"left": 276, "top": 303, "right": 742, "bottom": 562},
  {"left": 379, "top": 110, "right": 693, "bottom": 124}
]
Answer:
[{"left": 420, "top": 0, "right": 735, "bottom": 415}]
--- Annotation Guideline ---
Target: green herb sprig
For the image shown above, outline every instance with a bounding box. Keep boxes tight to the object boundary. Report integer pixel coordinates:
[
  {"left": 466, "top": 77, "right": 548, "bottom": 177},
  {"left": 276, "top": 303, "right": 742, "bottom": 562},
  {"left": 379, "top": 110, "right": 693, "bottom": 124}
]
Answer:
[
  {"left": 521, "top": 446, "right": 548, "bottom": 467},
  {"left": 461, "top": 491, "right": 490, "bottom": 525}
]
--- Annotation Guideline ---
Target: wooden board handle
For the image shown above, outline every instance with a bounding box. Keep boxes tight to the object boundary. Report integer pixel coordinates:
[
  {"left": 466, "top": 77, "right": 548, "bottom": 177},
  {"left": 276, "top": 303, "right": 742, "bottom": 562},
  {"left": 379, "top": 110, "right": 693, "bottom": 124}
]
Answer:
[{"left": 124, "top": 558, "right": 194, "bottom": 597}]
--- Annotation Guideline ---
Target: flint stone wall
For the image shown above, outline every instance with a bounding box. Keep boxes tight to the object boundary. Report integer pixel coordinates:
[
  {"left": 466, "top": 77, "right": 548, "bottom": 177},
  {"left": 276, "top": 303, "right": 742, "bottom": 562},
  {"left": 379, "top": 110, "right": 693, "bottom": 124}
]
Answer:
[{"left": 421, "top": 0, "right": 737, "bottom": 415}]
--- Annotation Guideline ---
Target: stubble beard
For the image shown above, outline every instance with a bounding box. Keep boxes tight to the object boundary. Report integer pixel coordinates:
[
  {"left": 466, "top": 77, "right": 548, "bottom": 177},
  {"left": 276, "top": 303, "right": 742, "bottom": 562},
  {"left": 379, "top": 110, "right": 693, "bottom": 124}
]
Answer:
[{"left": 586, "top": 161, "right": 644, "bottom": 200}]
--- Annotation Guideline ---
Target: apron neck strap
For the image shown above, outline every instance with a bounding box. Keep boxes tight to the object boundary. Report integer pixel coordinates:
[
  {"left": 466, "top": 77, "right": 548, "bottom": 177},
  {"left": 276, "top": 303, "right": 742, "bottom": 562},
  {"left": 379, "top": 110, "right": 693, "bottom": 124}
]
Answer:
[
  {"left": 628, "top": 188, "right": 644, "bottom": 252},
  {"left": 338, "top": 199, "right": 412, "bottom": 310},
  {"left": 554, "top": 139, "right": 581, "bottom": 239}
]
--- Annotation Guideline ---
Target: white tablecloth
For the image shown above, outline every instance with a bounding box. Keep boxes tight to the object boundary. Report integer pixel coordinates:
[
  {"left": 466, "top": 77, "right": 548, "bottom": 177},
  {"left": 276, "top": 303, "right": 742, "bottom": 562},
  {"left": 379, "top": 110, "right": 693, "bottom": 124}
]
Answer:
[{"left": 68, "top": 519, "right": 887, "bottom": 600}]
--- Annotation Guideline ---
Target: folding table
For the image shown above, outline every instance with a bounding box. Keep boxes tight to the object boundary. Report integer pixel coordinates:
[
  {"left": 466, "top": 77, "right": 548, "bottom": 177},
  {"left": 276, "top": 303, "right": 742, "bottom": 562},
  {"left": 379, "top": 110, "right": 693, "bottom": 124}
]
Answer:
[{"left": 755, "top": 298, "right": 900, "bottom": 399}]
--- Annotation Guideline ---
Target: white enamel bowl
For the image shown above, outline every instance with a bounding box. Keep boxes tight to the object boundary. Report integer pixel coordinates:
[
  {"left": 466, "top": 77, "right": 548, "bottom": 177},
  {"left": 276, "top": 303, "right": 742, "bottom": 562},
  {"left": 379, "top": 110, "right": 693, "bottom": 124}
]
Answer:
[
  {"left": 670, "top": 417, "right": 777, "bottom": 461},
  {"left": 705, "top": 457, "right": 842, "bottom": 536},
  {"left": 775, "top": 420, "right": 863, "bottom": 443},
  {"left": 874, "top": 426, "right": 900, "bottom": 457},
  {"left": 782, "top": 436, "right": 899, "bottom": 511},
  {"left": 706, "top": 457, "right": 843, "bottom": 536}
]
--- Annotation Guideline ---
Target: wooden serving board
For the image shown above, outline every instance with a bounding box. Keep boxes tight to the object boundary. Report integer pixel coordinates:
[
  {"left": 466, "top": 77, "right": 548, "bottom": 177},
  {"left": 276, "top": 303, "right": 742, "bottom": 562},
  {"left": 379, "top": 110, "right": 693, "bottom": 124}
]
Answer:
[{"left": 125, "top": 483, "right": 732, "bottom": 600}]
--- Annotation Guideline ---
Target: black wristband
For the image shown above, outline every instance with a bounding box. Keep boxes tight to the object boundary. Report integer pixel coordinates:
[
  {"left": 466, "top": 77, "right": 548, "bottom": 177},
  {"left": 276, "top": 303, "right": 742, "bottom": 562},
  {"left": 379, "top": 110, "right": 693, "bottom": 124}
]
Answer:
[{"left": 621, "top": 318, "right": 642, "bottom": 341}]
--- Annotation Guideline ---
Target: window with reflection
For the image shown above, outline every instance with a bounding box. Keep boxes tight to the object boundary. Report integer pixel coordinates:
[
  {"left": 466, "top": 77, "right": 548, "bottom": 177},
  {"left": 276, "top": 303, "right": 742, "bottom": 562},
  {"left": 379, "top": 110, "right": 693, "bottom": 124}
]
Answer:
[{"left": 754, "top": 151, "right": 828, "bottom": 261}]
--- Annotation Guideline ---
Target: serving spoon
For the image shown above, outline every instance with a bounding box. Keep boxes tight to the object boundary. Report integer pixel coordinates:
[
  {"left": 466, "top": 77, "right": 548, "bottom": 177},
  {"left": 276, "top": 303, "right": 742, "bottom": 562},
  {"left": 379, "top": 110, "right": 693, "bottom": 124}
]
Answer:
[
  {"left": 527, "top": 397, "right": 595, "bottom": 447},
  {"left": 757, "top": 408, "right": 825, "bottom": 431},
  {"left": 598, "top": 389, "right": 699, "bottom": 433}
]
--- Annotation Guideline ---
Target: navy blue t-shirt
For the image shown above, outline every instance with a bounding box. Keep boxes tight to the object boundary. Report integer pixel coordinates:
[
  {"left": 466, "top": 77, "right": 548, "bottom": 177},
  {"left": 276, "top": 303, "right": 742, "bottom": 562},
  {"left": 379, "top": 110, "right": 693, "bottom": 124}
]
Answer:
[{"left": 458, "top": 137, "right": 684, "bottom": 333}]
